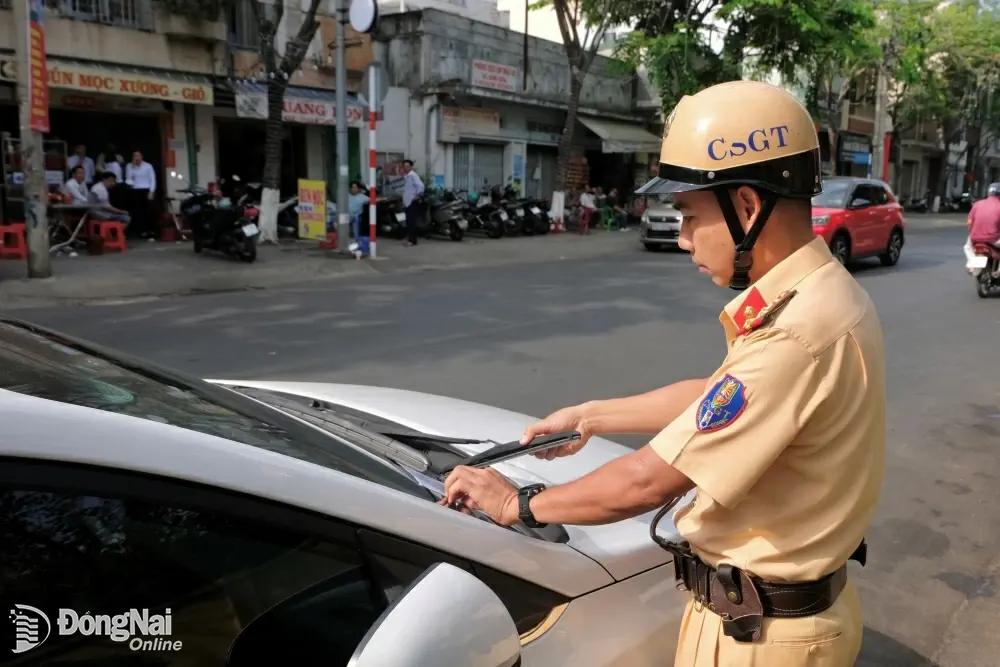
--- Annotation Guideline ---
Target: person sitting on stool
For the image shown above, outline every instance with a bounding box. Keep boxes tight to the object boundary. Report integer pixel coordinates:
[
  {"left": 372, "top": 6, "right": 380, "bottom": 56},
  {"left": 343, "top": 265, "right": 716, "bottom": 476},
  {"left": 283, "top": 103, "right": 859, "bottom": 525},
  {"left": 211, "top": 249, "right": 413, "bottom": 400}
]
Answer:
[{"left": 90, "top": 171, "right": 132, "bottom": 226}]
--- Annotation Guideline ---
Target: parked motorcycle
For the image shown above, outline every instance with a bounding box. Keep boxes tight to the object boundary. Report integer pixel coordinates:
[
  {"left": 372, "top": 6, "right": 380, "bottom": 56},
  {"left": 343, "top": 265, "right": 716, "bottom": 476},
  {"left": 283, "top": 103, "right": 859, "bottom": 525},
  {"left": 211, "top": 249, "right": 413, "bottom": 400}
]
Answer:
[
  {"left": 238, "top": 183, "right": 300, "bottom": 238},
  {"left": 181, "top": 175, "right": 258, "bottom": 262},
  {"left": 444, "top": 189, "right": 503, "bottom": 239},
  {"left": 488, "top": 184, "right": 524, "bottom": 237},
  {"left": 971, "top": 242, "right": 1000, "bottom": 297},
  {"left": 470, "top": 186, "right": 510, "bottom": 238},
  {"left": 509, "top": 186, "right": 550, "bottom": 235},
  {"left": 423, "top": 190, "right": 468, "bottom": 241}
]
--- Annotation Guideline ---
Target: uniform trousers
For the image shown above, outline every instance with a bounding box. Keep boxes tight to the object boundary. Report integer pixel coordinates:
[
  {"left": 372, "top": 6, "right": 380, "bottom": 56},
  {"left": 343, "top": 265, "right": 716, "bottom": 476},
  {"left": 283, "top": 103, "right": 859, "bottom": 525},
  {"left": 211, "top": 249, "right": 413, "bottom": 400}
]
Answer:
[{"left": 674, "top": 580, "right": 862, "bottom": 667}]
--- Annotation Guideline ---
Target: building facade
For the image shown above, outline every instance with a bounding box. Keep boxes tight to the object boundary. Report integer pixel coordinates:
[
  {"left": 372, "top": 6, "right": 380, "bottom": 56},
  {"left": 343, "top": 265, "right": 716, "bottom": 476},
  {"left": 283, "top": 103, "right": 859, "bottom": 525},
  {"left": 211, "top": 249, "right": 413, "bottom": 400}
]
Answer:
[
  {"left": 0, "top": 0, "right": 372, "bottom": 215},
  {"left": 372, "top": 9, "right": 662, "bottom": 199}
]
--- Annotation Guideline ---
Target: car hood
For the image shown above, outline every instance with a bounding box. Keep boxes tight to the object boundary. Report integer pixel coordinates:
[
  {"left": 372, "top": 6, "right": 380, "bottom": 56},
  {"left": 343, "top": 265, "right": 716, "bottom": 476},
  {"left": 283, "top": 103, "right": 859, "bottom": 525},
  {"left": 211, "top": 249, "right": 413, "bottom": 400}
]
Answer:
[{"left": 207, "top": 380, "right": 687, "bottom": 580}]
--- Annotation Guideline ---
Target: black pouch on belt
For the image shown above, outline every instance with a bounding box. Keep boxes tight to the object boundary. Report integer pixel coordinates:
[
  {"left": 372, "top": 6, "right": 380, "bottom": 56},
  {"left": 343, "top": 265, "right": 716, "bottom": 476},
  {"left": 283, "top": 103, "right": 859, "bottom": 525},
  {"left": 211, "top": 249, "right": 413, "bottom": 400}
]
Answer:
[{"left": 648, "top": 500, "right": 867, "bottom": 643}]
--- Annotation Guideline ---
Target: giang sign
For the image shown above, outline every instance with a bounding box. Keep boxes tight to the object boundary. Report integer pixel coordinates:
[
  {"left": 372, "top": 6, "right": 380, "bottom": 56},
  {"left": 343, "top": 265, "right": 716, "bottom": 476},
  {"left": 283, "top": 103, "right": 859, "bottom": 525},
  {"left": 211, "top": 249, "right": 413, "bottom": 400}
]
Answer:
[
  {"left": 235, "top": 89, "right": 364, "bottom": 127},
  {"left": 0, "top": 58, "right": 213, "bottom": 105}
]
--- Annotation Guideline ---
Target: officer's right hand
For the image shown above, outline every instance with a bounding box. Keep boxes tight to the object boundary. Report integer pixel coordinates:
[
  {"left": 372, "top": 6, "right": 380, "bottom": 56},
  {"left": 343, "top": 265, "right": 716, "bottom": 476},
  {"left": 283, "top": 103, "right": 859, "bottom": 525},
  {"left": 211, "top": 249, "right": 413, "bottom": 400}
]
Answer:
[{"left": 521, "top": 404, "right": 594, "bottom": 460}]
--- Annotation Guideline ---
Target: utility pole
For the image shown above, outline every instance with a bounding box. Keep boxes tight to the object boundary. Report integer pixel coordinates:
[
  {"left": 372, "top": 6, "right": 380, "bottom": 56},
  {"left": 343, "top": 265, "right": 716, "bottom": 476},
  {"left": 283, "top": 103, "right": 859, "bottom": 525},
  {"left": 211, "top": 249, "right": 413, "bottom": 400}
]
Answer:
[
  {"left": 334, "top": 0, "right": 351, "bottom": 254},
  {"left": 12, "top": 0, "right": 51, "bottom": 277}
]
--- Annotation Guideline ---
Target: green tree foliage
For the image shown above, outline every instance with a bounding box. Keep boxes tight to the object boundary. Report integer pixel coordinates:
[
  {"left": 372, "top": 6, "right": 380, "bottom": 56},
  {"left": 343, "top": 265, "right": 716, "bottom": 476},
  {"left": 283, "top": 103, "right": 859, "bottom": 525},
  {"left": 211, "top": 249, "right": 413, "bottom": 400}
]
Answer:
[{"left": 610, "top": 0, "right": 877, "bottom": 113}]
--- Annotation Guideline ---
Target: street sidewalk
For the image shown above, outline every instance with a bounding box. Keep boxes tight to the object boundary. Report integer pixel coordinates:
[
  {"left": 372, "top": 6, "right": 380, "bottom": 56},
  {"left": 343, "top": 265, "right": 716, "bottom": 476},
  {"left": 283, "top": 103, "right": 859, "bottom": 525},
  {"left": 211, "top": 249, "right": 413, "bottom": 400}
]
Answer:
[{"left": 0, "top": 229, "right": 639, "bottom": 307}]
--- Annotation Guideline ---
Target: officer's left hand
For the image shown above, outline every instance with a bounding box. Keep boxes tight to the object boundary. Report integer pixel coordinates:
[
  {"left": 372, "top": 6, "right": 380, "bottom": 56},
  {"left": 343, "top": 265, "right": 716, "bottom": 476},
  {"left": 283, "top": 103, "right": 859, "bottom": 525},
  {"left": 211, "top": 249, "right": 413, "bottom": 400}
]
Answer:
[{"left": 441, "top": 466, "right": 519, "bottom": 526}]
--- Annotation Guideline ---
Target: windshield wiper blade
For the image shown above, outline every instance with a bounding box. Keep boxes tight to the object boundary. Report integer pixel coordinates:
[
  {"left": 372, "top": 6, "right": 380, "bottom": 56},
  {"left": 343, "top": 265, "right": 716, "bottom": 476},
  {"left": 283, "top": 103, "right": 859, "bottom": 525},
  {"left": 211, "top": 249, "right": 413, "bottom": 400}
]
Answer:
[
  {"left": 381, "top": 432, "right": 489, "bottom": 445},
  {"left": 230, "top": 387, "right": 431, "bottom": 473}
]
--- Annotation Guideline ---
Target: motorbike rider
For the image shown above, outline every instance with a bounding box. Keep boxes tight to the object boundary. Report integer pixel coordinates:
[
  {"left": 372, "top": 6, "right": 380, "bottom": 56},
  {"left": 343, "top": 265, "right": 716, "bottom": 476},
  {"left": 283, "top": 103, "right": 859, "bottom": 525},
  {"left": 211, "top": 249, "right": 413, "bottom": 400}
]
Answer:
[
  {"left": 964, "top": 182, "right": 1000, "bottom": 274},
  {"left": 442, "top": 80, "right": 885, "bottom": 667}
]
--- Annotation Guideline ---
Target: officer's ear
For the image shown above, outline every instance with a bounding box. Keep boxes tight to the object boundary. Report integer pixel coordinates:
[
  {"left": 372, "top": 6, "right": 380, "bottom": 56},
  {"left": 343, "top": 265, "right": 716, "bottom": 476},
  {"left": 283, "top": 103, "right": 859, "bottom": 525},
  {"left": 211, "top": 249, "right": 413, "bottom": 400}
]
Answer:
[{"left": 733, "top": 186, "right": 764, "bottom": 232}]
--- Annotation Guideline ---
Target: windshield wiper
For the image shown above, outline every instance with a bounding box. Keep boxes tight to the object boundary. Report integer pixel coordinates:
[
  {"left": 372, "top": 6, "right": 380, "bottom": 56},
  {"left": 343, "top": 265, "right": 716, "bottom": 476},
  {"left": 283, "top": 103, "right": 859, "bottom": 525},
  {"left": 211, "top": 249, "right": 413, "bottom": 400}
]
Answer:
[{"left": 228, "top": 387, "right": 431, "bottom": 473}]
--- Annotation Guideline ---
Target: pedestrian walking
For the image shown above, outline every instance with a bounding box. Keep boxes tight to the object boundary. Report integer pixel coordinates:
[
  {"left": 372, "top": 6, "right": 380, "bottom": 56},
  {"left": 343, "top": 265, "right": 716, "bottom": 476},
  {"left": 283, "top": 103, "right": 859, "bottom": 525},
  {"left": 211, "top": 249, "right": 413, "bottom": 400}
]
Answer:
[
  {"left": 401, "top": 159, "right": 424, "bottom": 247},
  {"left": 440, "top": 81, "right": 885, "bottom": 667}
]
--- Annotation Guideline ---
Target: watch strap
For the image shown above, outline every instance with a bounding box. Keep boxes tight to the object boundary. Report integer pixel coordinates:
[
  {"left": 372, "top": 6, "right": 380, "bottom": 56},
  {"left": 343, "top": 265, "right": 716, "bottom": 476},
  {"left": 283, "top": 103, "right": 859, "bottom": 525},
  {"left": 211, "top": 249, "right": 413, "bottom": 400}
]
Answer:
[{"left": 518, "top": 485, "right": 547, "bottom": 528}]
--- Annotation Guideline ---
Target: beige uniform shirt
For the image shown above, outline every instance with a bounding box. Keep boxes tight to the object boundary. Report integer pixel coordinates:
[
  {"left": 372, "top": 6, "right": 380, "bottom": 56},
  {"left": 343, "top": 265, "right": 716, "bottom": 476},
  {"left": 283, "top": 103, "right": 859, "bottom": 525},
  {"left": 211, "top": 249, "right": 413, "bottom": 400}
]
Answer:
[{"left": 651, "top": 236, "right": 886, "bottom": 583}]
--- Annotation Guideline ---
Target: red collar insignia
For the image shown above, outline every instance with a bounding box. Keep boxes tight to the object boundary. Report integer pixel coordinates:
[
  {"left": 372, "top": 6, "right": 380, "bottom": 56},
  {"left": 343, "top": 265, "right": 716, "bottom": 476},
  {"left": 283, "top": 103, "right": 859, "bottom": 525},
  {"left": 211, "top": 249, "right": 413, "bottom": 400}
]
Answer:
[{"left": 732, "top": 288, "right": 767, "bottom": 335}]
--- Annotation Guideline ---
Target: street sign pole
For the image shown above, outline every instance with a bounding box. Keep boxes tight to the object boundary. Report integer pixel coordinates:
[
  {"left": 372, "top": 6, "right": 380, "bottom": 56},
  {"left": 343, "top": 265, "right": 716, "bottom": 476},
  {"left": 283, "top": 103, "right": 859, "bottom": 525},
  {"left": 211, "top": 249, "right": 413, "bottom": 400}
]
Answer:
[
  {"left": 334, "top": 0, "right": 351, "bottom": 254},
  {"left": 368, "top": 68, "right": 378, "bottom": 258},
  {"left": 13, "top": 0, "right": 51, "bottom": 277}
]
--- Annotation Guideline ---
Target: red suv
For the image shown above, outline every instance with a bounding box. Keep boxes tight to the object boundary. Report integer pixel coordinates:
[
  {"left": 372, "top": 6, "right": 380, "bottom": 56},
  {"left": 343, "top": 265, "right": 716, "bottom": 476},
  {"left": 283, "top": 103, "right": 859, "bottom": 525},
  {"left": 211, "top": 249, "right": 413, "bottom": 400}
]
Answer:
[{"left": 811, "top": 177, "right": 906, "bottom": 267}]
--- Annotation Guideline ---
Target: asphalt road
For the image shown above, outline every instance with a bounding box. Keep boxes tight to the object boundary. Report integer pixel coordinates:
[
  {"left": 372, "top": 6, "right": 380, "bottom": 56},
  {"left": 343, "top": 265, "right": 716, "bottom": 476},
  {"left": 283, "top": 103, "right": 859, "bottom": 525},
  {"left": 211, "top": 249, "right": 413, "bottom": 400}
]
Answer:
[{"left": 15, "top": 223, "right": 1000, "bottom": 667}]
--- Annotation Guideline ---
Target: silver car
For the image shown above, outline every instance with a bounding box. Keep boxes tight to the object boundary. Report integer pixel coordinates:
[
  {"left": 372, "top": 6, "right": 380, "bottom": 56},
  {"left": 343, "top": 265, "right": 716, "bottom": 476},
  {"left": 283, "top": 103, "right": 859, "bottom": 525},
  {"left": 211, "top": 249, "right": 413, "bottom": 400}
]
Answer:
[{"left": 640, "top": 194, "right": 683, "bottom": 250}]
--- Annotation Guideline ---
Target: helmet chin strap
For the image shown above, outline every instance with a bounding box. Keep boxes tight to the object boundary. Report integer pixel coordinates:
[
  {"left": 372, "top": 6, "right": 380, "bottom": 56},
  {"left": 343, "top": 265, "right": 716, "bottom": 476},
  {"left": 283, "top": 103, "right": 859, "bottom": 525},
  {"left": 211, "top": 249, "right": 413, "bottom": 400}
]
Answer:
[{"left": 713, "top": 189, "right": 779, "bottom": 291}]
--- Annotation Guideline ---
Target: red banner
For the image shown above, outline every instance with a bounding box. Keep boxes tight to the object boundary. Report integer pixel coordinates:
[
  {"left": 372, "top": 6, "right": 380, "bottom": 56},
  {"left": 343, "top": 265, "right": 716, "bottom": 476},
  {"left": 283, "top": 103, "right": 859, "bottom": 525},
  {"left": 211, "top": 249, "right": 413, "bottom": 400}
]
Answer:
[{"left": 28, "top": 0, "right": 49, "bottom": 133}]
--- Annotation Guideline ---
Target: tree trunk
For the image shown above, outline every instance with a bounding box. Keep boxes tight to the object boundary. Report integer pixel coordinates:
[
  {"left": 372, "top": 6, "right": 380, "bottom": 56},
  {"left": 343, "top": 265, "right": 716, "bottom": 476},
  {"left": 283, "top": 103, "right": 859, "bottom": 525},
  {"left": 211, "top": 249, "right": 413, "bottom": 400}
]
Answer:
[
  {"left": 555, "top": 74, "right": 583, "bottom": 191},
  {"left": 258, "top": 78, "right": 287, "bottom": 244}
]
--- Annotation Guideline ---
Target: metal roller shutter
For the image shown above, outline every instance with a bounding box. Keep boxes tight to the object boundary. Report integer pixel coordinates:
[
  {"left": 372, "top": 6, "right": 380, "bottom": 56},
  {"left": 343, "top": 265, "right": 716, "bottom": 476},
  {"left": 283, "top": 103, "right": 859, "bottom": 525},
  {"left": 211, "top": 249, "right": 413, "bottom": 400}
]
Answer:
[
  {"left": 453, "top": 144, "right": 471, "bottom": 193},
  {"left": 471, "top": 144, "right": 505, "bottom": 191}
]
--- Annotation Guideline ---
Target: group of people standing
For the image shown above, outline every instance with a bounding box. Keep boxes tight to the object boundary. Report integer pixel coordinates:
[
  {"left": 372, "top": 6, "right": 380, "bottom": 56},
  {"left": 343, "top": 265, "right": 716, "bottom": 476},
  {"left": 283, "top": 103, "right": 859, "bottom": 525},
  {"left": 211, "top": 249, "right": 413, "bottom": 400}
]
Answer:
[{"left": 63, "top": 143, "right": 158, "bottom": 239}]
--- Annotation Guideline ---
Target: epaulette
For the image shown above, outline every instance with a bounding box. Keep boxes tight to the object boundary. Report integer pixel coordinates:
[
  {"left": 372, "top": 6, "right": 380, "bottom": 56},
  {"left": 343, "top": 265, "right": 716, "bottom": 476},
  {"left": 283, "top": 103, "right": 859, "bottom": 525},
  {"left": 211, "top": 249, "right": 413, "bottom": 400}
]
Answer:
[{"left": 742, "top": 289, "right": 797, "bottom": 335}]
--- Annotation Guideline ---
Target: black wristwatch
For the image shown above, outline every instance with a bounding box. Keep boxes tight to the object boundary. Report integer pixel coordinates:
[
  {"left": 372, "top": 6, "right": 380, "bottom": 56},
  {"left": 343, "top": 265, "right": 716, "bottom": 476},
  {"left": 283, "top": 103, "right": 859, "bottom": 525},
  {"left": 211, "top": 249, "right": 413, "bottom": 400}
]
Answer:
[{"left": 518, "top": 484, "right": 547, "bottom": 528}]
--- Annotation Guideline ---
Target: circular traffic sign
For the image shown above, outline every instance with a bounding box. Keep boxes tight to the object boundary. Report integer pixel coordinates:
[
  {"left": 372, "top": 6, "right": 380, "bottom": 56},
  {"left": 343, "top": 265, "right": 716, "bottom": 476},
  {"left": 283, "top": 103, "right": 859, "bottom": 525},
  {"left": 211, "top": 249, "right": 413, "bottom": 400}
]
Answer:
[{"left": 349, "top": 0, "right": 379, "bottom": 34}]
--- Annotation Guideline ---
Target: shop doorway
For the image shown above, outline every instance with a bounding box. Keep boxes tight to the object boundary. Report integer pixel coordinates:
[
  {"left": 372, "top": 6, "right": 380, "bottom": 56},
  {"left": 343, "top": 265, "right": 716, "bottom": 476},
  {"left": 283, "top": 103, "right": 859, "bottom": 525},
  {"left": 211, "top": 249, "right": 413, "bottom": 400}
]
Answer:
[
  {"left": 215, "top": 119, "right": 306, "bottom": 199},
  {"left": 585, "top": 150, "right": 633, "bottom": 198}
]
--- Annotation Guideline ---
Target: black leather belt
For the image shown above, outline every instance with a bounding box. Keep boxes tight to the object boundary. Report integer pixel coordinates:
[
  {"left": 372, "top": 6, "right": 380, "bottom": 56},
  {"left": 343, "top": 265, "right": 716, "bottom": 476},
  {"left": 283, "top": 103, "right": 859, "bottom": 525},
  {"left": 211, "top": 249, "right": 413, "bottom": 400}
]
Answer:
[{"left": 648, "top": 499, "right": 867, "bottom": 643}]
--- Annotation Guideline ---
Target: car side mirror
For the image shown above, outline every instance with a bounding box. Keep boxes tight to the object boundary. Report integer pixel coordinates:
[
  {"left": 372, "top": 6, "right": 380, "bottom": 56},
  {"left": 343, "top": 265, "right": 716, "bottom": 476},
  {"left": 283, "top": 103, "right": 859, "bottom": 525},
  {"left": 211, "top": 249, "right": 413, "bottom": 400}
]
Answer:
[
  {"left": 849, "top": 198, "right": 871, "bottom": 209},
  {"left": 348, "top": 563, "right": 521, "bottom": 667}
]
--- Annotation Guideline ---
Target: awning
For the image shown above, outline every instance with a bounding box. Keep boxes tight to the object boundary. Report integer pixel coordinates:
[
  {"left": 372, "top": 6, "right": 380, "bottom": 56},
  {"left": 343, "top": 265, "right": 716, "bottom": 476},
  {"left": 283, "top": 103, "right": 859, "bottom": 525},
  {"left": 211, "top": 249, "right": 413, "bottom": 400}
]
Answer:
[
  {"left": 578, "top": 116, "right": 662, "bottom": 154},
  {"left": 230, "top": 81, "right": 364, "bottom": 127}
]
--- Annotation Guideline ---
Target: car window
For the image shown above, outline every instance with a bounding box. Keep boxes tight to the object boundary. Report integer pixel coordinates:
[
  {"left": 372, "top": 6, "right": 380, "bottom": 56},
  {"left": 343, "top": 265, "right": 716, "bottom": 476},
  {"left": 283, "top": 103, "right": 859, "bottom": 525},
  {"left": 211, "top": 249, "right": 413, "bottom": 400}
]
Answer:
[
  {"left": 874, "top": 186, "right": 890, "bottom": 205},
  {"left": 849, "top": 185, "right": 875, "bottom": 207},
  {"left": 0, "top": 483, "right": 384, "bottom": 666},
  {"left": 811, "top": 180, "right": 852, "bottom": 208},
  {"left": 0, "top": 320, "right": 429, "bottom": 501}
]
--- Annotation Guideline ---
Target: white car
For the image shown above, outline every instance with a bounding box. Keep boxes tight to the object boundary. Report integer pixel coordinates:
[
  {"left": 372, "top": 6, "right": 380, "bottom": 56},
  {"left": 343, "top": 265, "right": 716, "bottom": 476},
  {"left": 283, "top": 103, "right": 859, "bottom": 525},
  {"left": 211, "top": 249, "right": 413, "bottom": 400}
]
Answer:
[
  {"left": 640, "top": 194, "right": 683, "bottom": 251},
  {"left": 0, "top": 319, "right": 689, "bottom": 665}
]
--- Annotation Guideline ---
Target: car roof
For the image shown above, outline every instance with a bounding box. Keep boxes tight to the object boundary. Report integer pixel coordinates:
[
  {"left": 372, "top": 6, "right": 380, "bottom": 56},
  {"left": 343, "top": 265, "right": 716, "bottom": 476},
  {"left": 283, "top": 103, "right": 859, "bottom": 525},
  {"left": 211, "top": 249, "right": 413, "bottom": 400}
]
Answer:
[
  {"left": 0, "top": 389, "right": 612, "bottom": 595},
  {"left": 823, "top": 176, "right": 891, "bottom": 189}
]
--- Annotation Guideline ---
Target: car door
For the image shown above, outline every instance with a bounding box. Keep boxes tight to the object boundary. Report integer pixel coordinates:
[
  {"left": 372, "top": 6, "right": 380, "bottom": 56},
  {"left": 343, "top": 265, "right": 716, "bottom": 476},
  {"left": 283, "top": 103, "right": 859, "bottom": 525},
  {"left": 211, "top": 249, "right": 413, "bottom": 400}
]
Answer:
[
  {"left": 0, "top": 458, "right": 567, "bottom": 666},
  {"left": 845, "top": 184, "right": 877, "bottom": 254},
  {"left": 871, "top": 183, "right": 901, "bottom": 249}
]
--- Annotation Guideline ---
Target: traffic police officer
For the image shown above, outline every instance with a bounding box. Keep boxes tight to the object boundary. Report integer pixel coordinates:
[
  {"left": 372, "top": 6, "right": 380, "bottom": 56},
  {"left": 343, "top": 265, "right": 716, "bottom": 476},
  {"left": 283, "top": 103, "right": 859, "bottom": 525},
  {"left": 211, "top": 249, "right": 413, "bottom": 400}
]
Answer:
[{"left": 442, "top": 80, "right": 886, "bottom": 666}]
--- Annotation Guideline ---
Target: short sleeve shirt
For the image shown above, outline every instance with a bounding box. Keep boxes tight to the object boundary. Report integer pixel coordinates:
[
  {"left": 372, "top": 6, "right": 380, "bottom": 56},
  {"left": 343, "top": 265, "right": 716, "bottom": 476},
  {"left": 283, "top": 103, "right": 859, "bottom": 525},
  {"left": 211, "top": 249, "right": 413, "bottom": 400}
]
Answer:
[
  {"left": 969, "top": 197, "right": 1000, "bottom": 244},
  {"left": 649, "top": 236, "right": 886, "bottom": 583}
]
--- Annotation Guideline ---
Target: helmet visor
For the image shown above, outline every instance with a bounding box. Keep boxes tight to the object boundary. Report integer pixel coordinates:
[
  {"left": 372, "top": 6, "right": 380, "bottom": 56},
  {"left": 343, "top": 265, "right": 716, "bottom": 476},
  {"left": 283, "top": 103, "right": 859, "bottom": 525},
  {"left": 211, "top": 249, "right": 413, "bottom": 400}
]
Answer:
[{"left": 634, "top": 176, "right": 705, "bottom": 196}]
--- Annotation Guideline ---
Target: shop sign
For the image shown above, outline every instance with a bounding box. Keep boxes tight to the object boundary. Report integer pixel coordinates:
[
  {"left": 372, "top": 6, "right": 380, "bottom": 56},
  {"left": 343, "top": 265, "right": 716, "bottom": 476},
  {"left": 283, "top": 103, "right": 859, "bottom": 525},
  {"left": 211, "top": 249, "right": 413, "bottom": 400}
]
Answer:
[
  {"left": 471, "top": 59, "right": 518, "bottom": 93},
  {"left": 27, "top": 0, "right": 49, "bottom": 133},
  {"left": 297, "top": 179, "right": 328, "bottom": 240},
  {"left": 440, "top": 106, "right": 500, "bottom": 143},
  {"left": 235, "top": 90, "right": 363, "bottom": 127},
  {"left": 839, "top": 134, "right": 871, "bottom": 165},
  {"left": 38, "top": 61, "right": 214, "bottom": 105}
]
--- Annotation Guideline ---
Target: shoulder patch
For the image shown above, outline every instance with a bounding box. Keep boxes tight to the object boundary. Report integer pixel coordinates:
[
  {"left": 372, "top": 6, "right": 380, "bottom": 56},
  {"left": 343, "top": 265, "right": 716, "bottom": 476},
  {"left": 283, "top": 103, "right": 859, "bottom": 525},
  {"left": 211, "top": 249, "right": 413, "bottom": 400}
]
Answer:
[{"left": 696, "top": 374, "right": 748, "bottom": 432}]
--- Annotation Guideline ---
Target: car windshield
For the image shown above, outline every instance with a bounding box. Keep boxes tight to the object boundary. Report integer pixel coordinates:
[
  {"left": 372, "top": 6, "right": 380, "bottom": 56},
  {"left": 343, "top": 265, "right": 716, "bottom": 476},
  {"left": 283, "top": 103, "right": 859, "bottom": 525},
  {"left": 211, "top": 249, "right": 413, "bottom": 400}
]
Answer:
[
  {"left": 812, "top": 181, "right": 852, "bottom": 208},
  {"left": 0, "top": 320, "right": 431, "bottom": 501}
]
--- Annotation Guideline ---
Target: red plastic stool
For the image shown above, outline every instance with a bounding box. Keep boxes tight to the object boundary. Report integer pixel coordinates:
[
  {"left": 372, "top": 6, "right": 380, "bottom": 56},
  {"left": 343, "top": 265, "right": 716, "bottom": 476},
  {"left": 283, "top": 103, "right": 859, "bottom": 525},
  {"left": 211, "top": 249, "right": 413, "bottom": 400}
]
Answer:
[
  {"left": 98, "top": 221, "right": 127, "bottom": 253},
  {"left": 0, "top": 223, "right": 28, "bottom": 260},
  {"left": 318, "top": 231, "right": 338, "bottom": 249},
  {"left": 86, "top": 218, "right": 101, "bottom": 238}
]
